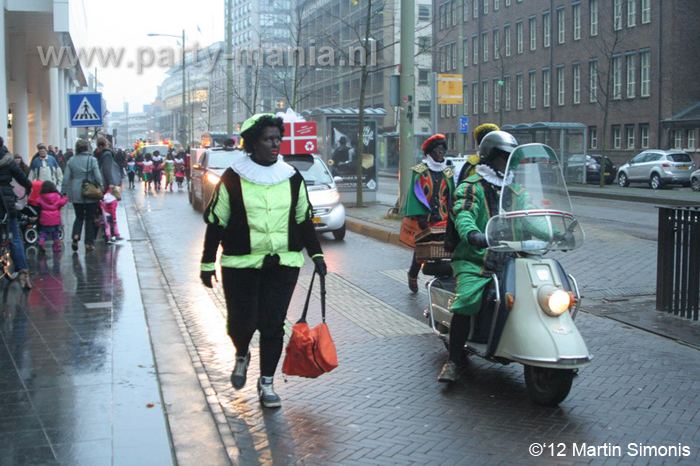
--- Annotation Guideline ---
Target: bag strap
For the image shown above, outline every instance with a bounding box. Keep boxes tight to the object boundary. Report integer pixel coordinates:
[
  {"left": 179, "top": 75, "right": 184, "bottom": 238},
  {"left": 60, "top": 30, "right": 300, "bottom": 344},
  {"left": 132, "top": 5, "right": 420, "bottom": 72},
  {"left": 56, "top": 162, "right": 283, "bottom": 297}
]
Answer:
[{"left": 299, "top": 271, "right": 327, "bottom": 324}]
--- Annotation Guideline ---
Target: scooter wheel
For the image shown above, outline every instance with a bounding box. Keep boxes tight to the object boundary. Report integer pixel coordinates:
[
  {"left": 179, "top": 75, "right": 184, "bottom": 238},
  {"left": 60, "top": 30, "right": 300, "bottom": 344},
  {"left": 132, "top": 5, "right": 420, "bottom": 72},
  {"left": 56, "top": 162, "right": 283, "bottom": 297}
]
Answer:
[
  {"left": 524, "top": 366, "right": 574, "bottom": 407},
  {"left": 24, "top": 227, "right": 39, "bottom": 245}
]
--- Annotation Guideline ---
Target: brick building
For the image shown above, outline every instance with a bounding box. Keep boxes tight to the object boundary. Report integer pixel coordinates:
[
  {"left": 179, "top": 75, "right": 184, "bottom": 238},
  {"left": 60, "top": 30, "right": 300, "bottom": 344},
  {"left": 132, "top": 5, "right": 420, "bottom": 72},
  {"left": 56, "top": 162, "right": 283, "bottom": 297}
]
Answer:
[{"left": 434, "top": 0, "right": 700, "bottom": 165}]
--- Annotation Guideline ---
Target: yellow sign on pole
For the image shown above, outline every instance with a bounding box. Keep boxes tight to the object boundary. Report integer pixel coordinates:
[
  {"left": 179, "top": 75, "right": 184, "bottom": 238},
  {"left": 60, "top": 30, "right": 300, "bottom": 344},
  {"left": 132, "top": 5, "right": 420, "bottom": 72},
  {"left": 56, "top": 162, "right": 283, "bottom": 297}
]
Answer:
[{"left": 437, "top": 74, "right": 463, "bottom": 104}]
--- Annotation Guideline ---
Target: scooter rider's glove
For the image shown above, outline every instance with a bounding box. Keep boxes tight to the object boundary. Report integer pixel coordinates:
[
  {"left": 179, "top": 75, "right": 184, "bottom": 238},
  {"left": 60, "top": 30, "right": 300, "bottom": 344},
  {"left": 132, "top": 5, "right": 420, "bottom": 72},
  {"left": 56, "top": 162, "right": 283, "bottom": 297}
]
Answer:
[
  {"left": 467, "top": 231, "right": 489, "bottom": 249},
  {"left": 415, "top": 215, "right": 429, "bottom": 230},
  {"left": 312, "top": 256, "right": 327, "bottom": 277},
  {"left": 200, "top": 270, "right": 217, "bottom": 288}
]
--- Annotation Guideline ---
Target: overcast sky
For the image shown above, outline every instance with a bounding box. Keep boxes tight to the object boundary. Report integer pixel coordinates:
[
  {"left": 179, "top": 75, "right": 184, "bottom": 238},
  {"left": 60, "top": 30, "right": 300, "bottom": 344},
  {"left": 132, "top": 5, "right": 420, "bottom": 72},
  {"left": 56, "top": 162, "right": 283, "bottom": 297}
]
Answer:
[{"left": 84, "top": 0, "right": 224, "bottom": 113}]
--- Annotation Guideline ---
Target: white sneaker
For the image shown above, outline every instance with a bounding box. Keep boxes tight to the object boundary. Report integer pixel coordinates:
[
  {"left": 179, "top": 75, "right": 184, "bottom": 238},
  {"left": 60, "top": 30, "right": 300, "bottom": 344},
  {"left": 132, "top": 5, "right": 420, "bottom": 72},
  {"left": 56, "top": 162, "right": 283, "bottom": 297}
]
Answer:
[
  {"left": 230, "top": 352, "right": 250, "bottom": 389},
  {"left": 257, "top": 376, "right": 281, "bottom": 408}
]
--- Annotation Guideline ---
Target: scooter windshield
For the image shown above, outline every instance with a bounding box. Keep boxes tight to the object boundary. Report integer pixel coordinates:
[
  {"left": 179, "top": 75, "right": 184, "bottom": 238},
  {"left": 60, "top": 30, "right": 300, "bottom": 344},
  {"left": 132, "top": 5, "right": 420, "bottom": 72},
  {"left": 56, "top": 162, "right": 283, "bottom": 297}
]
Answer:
[{"left": 485, "top": 144, "right": 584, "bottom": 253}]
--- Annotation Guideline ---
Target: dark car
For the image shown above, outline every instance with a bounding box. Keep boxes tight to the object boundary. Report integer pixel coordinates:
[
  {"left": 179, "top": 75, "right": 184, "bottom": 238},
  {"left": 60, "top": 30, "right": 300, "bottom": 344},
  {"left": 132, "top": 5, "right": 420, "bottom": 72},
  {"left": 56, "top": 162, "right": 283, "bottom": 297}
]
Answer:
[
  {"left": 566, "top": 154, "right": 617, "bottom": 185},
  {"left": 189, "top": 148, "right": 245, "bottom": 211}
]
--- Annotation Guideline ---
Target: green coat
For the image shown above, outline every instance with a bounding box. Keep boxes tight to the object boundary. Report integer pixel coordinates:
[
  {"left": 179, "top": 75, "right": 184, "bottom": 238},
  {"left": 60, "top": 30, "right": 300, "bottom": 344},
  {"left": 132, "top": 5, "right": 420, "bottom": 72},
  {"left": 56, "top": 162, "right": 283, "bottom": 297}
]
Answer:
[{"left": 402, "top": 163, "right": 455, "bottom": 226}]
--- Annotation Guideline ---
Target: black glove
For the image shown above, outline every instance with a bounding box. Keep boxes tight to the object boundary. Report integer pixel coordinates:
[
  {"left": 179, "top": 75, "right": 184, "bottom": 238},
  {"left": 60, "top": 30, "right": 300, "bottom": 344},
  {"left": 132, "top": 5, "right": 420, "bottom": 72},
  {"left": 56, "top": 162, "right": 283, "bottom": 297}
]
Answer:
[
  {"left": 416, "top": 216, "right": 429, "bottom": 230},
  {"left": 312, "top": 256, "right": 327, "bottom": 277},
  {"left": 200, "top": 270, "right": 217, "bottom": 288},
  {"left": 467, "top": 231, "right": 489, "bottom": 249}
]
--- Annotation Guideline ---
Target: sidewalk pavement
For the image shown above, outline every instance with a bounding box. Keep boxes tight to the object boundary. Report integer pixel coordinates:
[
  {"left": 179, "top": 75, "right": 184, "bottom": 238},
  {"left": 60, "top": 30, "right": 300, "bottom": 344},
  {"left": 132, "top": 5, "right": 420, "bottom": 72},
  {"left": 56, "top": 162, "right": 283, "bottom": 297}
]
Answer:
[{"left": 344, "top": 184, "right": 700, "bottom": 350}]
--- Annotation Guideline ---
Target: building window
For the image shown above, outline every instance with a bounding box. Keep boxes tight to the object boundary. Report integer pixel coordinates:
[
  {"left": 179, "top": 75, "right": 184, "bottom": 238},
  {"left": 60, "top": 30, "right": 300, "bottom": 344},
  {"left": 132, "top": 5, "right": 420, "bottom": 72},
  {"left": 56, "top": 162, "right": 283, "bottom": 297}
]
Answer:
[
  {"left": 614, "top": 0, "right": 623, "bottom": 30},
  {"left": 495, "top": 0, "right": 500, "bottom": 10},
  {"left": 516, "top": 74, "right": 523, "bottom": 109},
  {"left": 641, "top": 0, "right": 650, "bottom": 23},
  {"left": 474, "top": 0, "right": 479, "bottom": 18},
  {"left": 494, "top": 28, "right": 500, "bottom": 59},
  {"left": 590, "top": 0, "right": 598, "bottom": 36},
  {"left": 529, "top": 71, "right": 537, "bottom": 108},
  {"left": 482, "top": 80, "right": 489, "bottom": 113},
  {"left": 504, "top": 24, "right": 512, "bottom": 56},
  {"left": 543, "top": 12, "right": 551, "bottom": 48},
  {"left": 473, "top": 82, "right": 479, "bottom": 114},
  {"left": 440, "top": 104, "right": 445, "bottom": 118},
  {"left": 673, "top": 130, "right": 682, "bottom": 149},
  {"left": 462, "top": 38, "right": 469, "bottom": 67},
  {"left": 557, "top": 66, "right": 565, "bottom": 105},
  {"left": 472, "top": 34, "right": 479, "bottom": 65},
  {"left": 529, "top": 17, "right": 537, "bottom": 51},
  {"left": 452, "top": 42, "right": 457, "bottom": 69},
  {"left": 573, "top": 63, "right": 581, "bottom": 104},
  {"left": 590, "top": 126, "right": 598, "bottom": 149},
  {"left": 626, "top": 54, "right": 636, "bottom": 98},
  {"left": 557, "top": 8, "right": 565, "bottom": 44},
  {"left": 516, "top": 21, "right": 524, "bottom": 54},
  {"left": 463, "top": 84, "right": 469, "bottom": 114},
  {"left": 613, "top": 125, "right": 621, "bottom": 149},
  {"left": 543, "top": 69, "right": 551, "bottom": 107},
  {"left": 452, "top": 1, "right": 458, "bottom": 26},
  {"left": 688, "top": 130, "right": 696, "bottom": 149},
  {"left": 627, "top": 0, "right": 636, "bottom": 27},
  {"left": 640, "top": 50, "right": 650, "bottom": 96},
  {"left": 612, "top": 55, "right": 622, "bottom": 99},
  {"left": 504, "top": 76, "right": 511, "bottom": 111},
  {"left": 418, "top": 36, "right": 431, "bottom": 53},
  {"left": 418, "top": 100, "right": 431, "bottom": 118},
  {"left": 589, "top": 59, "right": 598, "bottom": 102},
  {"left": 483, "top": 0, "right": 488, "bottom": 15},
  {"left": 439, "top": 4, "right": 445, "bottom": 30},
  {"left": 640, "top": 124, "right": 649, "bottom": 148},
  {"left": 494, "top": 79, "right": 501, "bottom": 112},
  {"left": 573, "top": 3, "right": 581, "bottom": 40},
  {"left": 483, "top": 32, "right": 489, "bottom": 62},
  {"left": 626, "top": 125, "right": 635, "bottom": 148},
  {"left": 418, "top": 69, "right": 429, "bottom": 85},
  {"left": 506, "top": 0, "right": 511, "bottom": 6},
  {"left": 418, "top": 5, "right": 431, "bottom": 21},
  {"left": 463, "top": 0, "right": 470, "bottom": 22},
  {"left": 439, "top": 46, "right": 446, "bottom": 72}
]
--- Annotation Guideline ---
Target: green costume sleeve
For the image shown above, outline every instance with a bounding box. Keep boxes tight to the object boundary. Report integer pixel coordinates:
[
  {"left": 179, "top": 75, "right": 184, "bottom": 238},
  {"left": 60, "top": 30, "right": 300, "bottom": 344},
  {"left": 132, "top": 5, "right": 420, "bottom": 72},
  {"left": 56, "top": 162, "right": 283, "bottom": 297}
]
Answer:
[
  {"left": 402, "top": 170, "right": 430, "bottom": 217},
  {"left": 452, "top": 181, "right": 483, "bottom": 241}
]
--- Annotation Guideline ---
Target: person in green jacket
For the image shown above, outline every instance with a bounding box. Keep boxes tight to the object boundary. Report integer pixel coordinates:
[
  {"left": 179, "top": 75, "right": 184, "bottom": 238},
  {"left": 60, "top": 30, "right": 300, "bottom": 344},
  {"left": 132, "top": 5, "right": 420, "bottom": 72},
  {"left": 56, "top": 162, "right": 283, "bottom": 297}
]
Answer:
[
  {"left": 403, "top": 134, "right": 455, "bottom": 292},
  {"left": 438, "top": 131, "right": 519, "bottom": 383},
  {"left": 199, "top": 114, "right": 327, "bottom": 408}
]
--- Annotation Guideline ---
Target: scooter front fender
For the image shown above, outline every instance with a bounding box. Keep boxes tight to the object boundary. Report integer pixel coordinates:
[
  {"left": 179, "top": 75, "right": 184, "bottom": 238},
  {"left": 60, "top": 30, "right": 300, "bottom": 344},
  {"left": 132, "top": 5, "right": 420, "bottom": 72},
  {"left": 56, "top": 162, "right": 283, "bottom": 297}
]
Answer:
[{"left": 494, "top": 259, "right": 592, "bottom": 369}]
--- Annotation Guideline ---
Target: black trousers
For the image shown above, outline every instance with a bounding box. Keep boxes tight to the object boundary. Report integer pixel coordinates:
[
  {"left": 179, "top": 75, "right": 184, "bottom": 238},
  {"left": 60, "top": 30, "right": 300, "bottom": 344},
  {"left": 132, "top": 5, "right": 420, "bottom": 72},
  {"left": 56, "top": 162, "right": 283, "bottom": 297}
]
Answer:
[
  {"left": 221, "top": 264, "right": 300, "bottom": 377},
  {"left": 71, "top": 202, "right": 98, "bottom": 245}
]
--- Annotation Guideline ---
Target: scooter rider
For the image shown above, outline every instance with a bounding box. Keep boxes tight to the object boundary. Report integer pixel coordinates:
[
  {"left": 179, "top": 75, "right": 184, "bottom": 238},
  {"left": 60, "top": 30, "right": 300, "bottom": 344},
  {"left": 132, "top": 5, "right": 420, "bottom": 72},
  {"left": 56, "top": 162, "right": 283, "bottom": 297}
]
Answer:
[{"left": 438, "top": 131, "right": 518, "bottom": 383}]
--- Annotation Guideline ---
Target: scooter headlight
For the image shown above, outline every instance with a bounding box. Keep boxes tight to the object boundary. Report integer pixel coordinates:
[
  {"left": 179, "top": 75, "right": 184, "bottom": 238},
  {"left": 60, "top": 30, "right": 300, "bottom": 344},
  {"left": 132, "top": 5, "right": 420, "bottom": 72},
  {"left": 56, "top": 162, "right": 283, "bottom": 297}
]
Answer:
[{"left": 538, "top": 286, "right": 574, "bottom": 316}]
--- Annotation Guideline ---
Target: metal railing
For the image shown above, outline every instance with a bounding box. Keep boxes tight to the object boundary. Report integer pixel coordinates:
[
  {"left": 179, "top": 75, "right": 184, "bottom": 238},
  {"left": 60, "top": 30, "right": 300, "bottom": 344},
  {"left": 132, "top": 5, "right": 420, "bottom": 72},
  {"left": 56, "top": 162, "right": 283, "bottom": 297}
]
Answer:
[{"left": 656, "top": 206, "right": 700, "bottom": 320}]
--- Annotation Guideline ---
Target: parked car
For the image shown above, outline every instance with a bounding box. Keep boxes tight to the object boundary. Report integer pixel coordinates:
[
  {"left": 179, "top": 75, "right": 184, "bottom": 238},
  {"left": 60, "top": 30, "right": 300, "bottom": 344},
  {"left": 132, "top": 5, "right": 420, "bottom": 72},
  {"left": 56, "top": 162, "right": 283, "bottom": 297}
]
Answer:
[
  {"left": 566, "top": 154, "right": 617, "bottom": 184},
  {"left": 691, "top": 168, "right": 700, "bottom": 192},
  {"left": 189, "top": 148, "right": 245, "bottom": 211},
  {"left": 283, "top": 154, "right": 347, "bottom": 240},
  {"left": 617, "top": 150, "right": 696, "bottom": 189}
]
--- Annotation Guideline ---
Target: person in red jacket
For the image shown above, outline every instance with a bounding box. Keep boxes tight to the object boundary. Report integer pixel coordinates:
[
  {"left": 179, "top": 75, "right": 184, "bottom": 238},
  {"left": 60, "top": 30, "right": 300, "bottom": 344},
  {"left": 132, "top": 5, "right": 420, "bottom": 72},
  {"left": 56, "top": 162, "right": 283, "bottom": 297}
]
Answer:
[{"left": 35, "top": 180, "right": 67, "bottom": 251}]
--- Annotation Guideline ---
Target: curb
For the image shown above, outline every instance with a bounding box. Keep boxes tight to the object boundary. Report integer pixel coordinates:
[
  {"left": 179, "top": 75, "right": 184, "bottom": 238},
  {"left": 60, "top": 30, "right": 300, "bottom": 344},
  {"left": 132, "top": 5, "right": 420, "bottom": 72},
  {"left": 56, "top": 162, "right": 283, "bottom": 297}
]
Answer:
[{"left": 346, "top": 217, "right": 406, "bottom": 249}]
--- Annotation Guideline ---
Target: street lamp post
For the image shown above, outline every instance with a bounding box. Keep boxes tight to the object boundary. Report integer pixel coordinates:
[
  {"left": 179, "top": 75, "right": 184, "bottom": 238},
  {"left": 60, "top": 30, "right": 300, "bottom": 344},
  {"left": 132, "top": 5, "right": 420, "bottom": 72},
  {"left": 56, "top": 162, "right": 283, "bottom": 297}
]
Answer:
[{"left": 147, "top": 30, "right": 187, "bottom": 147}]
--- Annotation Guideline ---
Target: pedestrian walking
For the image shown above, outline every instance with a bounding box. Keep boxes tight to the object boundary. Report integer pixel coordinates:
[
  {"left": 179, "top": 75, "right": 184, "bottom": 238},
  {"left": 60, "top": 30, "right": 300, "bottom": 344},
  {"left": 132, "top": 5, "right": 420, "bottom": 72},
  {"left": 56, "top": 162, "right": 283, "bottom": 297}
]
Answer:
[
  {"left": 126, "top": 157, "right": 137, "bottom": 189},
  {"left": 61, "top": 139, "right": 103, "bottom": 252},
  {"left": 35, "top": 180, "right": 67, "bottom": 252},
  {"left": 13, "top": 154, "right": 30, "bottom": 176},
  {"left": 0, "top": 137, "right": 33, "bottom": 289},
  {"left": 164, "top": 154, "right": 175, "bottom": 192},
  {"left": 403, "top": 133, "right": 455, "bottom": 292},
  {"left": 139, "top": 154, "right": 154, "bottom": 194},
  {"left": 174, "top": 160, "right": 185, "bottom": 190},
  {"left": 100, "top": 190, "right": 121, "bottom": 242},
  {"left": 95, "top": 137, "right": 121, "bottom": 190},
  {"left": 30, "top": 144, "right": 63, "bottom": 186},
  {"left": 152, "top": 151, "right": 163, "bottom": 191},
  {"left": 200, "top": 113, "right": 327, "bottom": 409}
]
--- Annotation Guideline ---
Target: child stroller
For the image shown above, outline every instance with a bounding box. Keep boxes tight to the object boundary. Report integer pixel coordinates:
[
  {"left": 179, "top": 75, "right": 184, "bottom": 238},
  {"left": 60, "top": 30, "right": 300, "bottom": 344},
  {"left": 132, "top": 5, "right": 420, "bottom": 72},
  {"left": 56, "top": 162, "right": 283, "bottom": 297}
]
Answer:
[{"left": 18, "top": 204, "right": 64, "bottom": 245}]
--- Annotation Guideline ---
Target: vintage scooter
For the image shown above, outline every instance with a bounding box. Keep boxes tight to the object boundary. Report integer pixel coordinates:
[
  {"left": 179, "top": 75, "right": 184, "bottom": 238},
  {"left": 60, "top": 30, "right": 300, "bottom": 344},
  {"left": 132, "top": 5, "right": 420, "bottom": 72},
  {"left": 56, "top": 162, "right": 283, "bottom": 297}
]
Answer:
[{"left": 424, "top": 143, "right": 592, "bottom": 406}]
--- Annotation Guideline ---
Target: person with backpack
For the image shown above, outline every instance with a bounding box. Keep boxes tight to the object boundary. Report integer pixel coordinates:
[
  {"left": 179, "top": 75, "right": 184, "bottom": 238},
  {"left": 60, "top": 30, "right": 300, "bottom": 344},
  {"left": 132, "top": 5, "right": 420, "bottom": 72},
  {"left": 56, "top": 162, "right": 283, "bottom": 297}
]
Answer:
[{"left": 30, "top": 144, "right": 63, "bottom": 186}]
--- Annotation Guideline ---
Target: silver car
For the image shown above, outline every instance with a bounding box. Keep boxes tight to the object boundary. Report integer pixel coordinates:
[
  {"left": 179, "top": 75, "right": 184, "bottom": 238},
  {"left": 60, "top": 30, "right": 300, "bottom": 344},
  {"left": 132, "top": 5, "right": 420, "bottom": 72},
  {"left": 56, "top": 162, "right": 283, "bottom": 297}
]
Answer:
[
  {"left": 691, "top": 169, "right": 700, "bottom": 192},
  {"left": 618, "top": 150, "right": 696, "bottom": 189},
  {"left": 283, "top": 154, "right": 347, "bottom": 240}
]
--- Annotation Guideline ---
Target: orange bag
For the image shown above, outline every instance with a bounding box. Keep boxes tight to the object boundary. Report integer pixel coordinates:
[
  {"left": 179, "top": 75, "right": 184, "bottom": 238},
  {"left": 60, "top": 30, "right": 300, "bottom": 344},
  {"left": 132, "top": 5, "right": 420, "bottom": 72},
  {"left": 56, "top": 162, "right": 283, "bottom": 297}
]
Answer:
[
  {"left": 399, "top": 216, "right": 421, "bottom": 247},
  {"left": 283, "top": 273, "right": 338, "bottom": 378}
]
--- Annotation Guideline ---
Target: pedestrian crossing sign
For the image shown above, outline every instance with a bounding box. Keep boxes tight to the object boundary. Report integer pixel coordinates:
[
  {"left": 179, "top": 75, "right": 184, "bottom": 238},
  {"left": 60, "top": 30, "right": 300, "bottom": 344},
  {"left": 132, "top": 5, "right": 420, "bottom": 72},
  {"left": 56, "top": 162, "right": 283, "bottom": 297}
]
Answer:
[{"left": 69, "top": 93, "right": 103, "bottom": 127}]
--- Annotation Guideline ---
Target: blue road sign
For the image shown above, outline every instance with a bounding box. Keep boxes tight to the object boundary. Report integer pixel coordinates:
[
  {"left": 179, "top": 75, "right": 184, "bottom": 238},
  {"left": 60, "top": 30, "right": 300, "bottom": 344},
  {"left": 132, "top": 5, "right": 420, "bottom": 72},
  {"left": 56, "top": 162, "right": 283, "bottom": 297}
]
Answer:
[
  {"left": 459, "top": 116, "right": 469, "bottom": 133},
  {"left": 69, "top": 93, "right": 103, "bottom": 127}
]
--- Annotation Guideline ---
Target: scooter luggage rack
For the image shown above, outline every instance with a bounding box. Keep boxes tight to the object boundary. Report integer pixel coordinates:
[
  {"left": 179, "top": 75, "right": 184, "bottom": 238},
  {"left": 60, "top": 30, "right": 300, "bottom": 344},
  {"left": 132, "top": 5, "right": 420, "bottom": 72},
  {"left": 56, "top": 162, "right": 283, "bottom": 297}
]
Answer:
[{"left": 426, "top": 274, "right": 502, "bottom": 358}]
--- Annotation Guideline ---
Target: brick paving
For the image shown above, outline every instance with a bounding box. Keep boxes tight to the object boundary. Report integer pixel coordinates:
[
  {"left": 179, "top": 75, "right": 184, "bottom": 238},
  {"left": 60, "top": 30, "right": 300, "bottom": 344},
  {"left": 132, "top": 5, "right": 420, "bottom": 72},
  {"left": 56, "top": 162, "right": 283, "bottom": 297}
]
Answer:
[{"left": 128, "top": 188, "right": 700, "bottom": 465}]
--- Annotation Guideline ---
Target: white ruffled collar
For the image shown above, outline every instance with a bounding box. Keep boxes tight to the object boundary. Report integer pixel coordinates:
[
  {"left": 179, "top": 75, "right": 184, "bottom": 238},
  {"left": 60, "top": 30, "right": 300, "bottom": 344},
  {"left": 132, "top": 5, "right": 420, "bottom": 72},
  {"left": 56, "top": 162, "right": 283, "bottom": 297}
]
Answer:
[
  {"left": 476, "top": 164, "right": 514, "bottom": 187},
  {"left": 231, "top": 155, "right": 296, "bottom": 186},
  {"left": 422, "top": 157, "right": 447, "bottom": 172}
]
